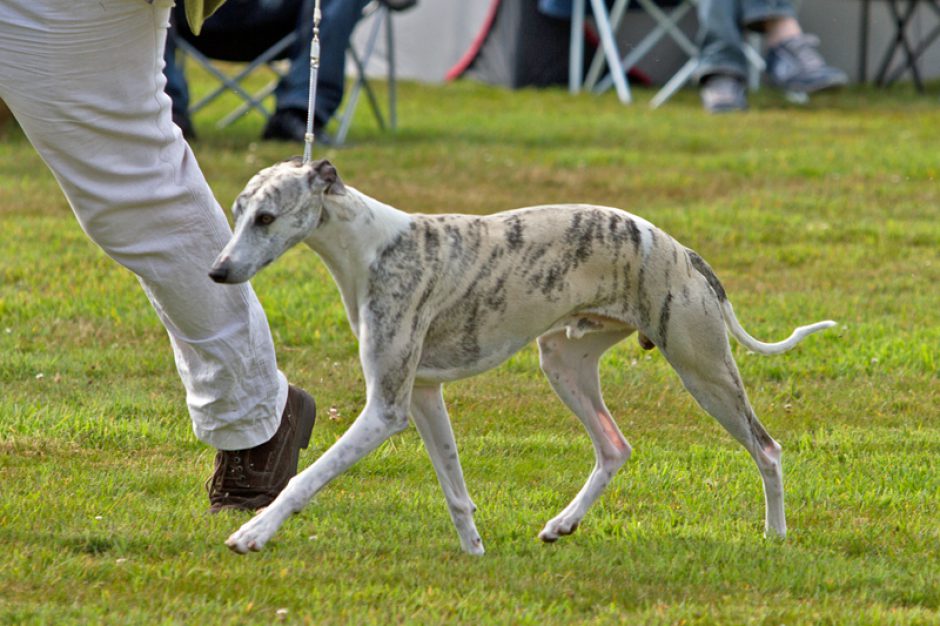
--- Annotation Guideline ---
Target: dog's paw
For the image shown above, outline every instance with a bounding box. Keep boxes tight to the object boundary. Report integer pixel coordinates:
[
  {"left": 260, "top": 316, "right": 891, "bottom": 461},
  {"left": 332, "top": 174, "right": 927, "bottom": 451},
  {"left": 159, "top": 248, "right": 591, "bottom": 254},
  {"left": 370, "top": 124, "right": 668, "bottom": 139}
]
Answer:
[
  {"left": 225, "top": 513, "right": 279, "bottom": 554},
  {"left": 538, "top": 518, "right": 580, "bottom": 543},
  {"left": 461, "top": 535, "right": 486, "bottom": 556}
]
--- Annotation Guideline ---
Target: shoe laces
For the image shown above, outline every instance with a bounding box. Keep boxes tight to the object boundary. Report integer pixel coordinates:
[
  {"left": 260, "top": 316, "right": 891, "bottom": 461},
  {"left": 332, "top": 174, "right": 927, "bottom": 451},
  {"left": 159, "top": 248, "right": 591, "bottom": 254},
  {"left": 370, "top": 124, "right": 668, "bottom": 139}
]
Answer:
[{"left": 207, "top": 449, "right": 250, "bottom": 496}]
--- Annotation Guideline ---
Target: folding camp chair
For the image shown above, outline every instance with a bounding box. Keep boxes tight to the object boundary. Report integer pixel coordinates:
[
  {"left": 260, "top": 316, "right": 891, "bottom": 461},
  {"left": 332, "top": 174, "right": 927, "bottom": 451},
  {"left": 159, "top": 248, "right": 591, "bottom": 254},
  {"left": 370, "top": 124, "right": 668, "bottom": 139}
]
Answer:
[
  {"left": 650, "top": 31, "right": 764, "bottom": 108},
  {"left": 568, "top": 0, "right": 762, "bottom": 108},
  {"left": 169, "top": 1, "right": 304, "bottom": 128},
  {"left": 170, "top": 0, "right": 410, "bottom": 140},
  {"left": 334, "top": 0, "right": 415, "bottom": 145},
  {"left": 569, "top": 0, "right": 699, "bottom": 104},
  {"left": 870, "top": 0, "right": 940, "bottom": 91}
]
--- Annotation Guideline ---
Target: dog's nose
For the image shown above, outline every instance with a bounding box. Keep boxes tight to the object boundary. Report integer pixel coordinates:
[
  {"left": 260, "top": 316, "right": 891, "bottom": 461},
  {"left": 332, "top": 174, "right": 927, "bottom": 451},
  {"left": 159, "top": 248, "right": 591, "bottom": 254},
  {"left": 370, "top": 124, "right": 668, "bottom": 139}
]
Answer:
[{"left": 208, "top": 265, "right": 229, "bottom": 283}]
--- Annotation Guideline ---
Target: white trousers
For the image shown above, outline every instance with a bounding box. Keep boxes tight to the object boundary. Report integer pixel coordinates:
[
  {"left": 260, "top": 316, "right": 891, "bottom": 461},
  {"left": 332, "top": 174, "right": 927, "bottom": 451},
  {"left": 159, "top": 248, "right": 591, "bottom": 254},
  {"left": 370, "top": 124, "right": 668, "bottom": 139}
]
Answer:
[{"left": 0, "top": 0, "right": 288, "bottom": 450}]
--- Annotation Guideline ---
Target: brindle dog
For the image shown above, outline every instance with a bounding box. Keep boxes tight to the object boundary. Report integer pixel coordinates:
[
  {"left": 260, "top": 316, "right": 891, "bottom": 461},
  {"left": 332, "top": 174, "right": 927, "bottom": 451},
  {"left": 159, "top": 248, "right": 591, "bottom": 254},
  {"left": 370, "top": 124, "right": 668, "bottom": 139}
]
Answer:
[{"left": 210, "top": 159, "right": 835, "bottom": 555}]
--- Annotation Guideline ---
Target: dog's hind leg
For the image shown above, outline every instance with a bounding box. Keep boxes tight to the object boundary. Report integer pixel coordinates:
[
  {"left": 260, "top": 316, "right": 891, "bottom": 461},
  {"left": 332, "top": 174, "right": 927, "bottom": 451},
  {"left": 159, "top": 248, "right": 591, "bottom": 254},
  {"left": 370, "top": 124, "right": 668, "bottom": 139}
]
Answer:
[
  {"left": 658, "top": 300, "right": 787, "bottom": 538},
  {"left": 411, "top": 384, "right": 484, "bottom": 555},
  {"left": 536, "top": 327, "right": 633, "bottom": 543}
]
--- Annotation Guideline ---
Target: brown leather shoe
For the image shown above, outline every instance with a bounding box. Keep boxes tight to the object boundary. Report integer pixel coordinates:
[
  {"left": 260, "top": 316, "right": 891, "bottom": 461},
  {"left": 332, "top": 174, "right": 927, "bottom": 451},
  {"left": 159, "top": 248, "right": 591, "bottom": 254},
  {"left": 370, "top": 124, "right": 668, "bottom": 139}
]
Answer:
[{"left": 207, "top": 385, "right": 317, "bottom": 513}]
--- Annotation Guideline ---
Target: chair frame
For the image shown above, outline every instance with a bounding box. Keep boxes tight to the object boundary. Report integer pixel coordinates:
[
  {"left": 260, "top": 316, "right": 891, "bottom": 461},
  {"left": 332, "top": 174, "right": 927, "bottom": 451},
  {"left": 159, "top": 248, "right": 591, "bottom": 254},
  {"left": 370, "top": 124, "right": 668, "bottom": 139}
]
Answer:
[
  {"left": 871, "top": 0, "right": 940, "bottom": 91},
  {"left": 569, "top": 0, "right": 763, "bottom": 108},
  {"left": 174, "top": 0, "right": 402, "bottom": 140},
  {"left": 174, "top": 23, "right": 298, "bottom": 128},
  {"left": 335, "top": 0, "right": 399, "bottom": 145}
]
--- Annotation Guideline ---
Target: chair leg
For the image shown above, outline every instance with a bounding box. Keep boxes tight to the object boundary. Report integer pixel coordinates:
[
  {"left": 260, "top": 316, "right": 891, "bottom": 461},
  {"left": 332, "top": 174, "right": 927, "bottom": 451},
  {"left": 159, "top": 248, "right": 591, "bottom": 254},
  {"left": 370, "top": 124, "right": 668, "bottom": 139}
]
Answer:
[
  {"left": 594, "top": 0, "right": 695, "bottom": 94},
  {"left": 386, "top": 4, "right": 397, "bottom": 131},
  {"left": 583, "top": 0, "right": 630, "bottom": 92},
  {"left": 569, "top": 0, "right": 586, "bottom": 93},
  {"left": 336, "top": 4, "right": 393, "bottom": 146},
  {"left": 881, "top": 0, "right": 940, "bottom": 89},
  {"left": 650, "top": 57, "right": 697, "bottom": 108},
  {"left": 875, "top": 0, "right": 920, "bottom": 88},
  {"left": 587, "top": 0, "right": 631, "bottom": 103}
]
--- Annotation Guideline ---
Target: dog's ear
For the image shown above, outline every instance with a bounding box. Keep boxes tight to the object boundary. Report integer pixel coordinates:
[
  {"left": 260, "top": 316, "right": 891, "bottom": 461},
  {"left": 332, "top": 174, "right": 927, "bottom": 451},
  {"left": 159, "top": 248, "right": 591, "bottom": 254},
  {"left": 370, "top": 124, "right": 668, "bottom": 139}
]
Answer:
[{"left": 312, "top": 159, "right": 347, "bottom": 196}]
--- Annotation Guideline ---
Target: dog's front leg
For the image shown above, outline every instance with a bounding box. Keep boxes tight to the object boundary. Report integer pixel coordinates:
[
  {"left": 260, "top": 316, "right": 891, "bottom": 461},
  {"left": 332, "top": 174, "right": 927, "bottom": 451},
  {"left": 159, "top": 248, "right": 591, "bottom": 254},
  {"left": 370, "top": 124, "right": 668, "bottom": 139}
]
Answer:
[
  {"left": 226, "top": 318, "right": 423, "bottom": 554},
  {"left": 411, "top": 384, "right": 484, "bottom": 555},
  {"left": 225, "top": 399, "right": 410, "bottom": 554}
]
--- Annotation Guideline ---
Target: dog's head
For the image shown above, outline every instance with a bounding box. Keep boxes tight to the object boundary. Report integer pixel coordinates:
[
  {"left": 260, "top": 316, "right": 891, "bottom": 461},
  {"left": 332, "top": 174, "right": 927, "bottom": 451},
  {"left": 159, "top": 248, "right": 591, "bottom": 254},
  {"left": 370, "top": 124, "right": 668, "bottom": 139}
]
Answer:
[{"left": 209, "top": 158, "right": 346, "bottom": 284}]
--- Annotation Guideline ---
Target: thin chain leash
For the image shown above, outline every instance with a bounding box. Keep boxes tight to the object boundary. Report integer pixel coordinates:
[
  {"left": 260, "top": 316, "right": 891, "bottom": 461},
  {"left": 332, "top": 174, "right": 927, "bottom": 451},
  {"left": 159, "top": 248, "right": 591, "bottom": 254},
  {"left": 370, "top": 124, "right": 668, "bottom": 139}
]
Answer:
[{"left": 302, "top": 0, "right": 323, "bottom": 163}]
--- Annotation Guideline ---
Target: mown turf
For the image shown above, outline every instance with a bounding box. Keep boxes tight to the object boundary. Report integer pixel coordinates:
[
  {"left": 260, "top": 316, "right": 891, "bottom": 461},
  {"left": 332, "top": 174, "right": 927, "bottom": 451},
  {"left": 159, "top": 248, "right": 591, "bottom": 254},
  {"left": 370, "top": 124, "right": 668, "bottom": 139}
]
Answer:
[{"left": 1, "top": 76, "right": 938, "bottom": 625}]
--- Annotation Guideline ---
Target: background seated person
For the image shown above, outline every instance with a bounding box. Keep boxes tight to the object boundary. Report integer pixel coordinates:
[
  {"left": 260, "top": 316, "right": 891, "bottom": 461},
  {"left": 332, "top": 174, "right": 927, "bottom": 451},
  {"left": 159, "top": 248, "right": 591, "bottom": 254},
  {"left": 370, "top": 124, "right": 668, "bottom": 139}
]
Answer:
[
  {"left": 164, "top": 0, "right": 369, "bottom": 142},
  {"left": 695, "top": 0, "right": 847, "bottom": 112}
]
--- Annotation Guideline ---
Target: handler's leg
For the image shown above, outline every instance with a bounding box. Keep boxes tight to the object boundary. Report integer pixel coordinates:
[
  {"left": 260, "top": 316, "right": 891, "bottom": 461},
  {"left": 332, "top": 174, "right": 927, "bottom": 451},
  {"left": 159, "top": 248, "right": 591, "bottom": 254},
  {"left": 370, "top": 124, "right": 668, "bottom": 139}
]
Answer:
[{"left": 0, "top": 0, "right": 313, "bottom": 508}]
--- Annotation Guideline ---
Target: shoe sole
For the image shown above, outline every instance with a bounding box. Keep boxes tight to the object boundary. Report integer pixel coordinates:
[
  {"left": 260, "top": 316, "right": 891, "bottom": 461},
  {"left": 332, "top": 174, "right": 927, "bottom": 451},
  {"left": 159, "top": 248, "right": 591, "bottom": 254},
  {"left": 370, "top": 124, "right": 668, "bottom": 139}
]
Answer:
[{"left": 770, "top": 75, "right": 848, "bottom": 95}]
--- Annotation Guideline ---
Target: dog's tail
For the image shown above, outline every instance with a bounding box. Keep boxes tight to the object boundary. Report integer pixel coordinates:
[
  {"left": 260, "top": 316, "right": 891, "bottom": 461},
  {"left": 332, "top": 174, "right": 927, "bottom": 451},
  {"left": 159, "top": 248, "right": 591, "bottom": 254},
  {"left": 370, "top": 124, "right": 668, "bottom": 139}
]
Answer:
[
  {"left": 720, "top": 300, "right": 837, "bottom": 356},
  {"left": 686, "top": 248, "right": 835, "bottom": 355}
]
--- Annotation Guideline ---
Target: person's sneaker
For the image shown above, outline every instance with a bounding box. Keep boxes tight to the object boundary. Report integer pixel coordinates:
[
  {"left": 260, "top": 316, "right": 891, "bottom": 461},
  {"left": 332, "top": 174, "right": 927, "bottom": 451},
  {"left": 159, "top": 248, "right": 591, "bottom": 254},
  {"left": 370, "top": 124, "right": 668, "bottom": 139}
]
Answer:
[
  {"left": 700, "top": 74, "right": 748, "bottom": 113},
  {"left": 261, "top": 108, "right": 333, "bottom": 145},
  {"left": 765, "top": 34, "right": 848, "bottom": 94},
  {"left": 207, "top": 385, "right": 317, "bottom": 513}
]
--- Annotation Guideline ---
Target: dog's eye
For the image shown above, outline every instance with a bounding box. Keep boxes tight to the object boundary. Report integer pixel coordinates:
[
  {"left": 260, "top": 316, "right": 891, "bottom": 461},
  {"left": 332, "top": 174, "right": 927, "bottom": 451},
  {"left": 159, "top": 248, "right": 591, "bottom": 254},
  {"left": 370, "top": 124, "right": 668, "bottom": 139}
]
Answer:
[{"left": 256, "top": 213, "right": 276, "bottom": 226}]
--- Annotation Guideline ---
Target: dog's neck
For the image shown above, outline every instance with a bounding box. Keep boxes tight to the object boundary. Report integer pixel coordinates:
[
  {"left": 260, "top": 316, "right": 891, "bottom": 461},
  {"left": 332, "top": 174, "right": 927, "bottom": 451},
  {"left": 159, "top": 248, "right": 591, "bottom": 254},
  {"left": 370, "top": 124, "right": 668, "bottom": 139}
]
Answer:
[{"left": 303, "top": 186, "right": 412, "bottom": 334}]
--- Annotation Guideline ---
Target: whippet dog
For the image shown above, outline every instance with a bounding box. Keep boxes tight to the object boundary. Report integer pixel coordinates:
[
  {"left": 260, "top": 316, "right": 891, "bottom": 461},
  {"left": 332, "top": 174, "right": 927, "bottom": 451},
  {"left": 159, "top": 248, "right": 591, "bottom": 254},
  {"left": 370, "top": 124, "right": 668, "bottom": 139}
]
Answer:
[{"left": 210, "top": 158, "right": 835, "bottom": 555}]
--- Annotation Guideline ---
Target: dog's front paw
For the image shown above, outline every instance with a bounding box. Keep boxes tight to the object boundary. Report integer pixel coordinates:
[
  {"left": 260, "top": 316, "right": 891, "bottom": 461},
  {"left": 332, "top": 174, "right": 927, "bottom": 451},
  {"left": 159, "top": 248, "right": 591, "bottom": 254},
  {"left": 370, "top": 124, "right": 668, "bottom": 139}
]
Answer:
[
  {"left": 538, "top": 517, "right": 580, "bottom": 543},
  {"left": 225, "top": 511, "right": 280, "bottom": 554}
]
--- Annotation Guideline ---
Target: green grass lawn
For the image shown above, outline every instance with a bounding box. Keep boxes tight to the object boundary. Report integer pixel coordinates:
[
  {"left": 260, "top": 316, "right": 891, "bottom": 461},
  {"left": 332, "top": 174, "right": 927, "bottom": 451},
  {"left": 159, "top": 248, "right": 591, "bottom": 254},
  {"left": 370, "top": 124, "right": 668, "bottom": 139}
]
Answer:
[{"left": 1, "top": 76, "right": 939, "bottom": 625}]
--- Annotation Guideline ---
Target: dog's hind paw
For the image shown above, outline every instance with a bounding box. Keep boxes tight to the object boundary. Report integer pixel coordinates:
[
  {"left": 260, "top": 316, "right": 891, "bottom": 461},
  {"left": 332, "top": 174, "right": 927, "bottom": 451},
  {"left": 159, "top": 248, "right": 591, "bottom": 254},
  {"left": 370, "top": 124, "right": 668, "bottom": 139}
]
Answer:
[{"left": 461, "top": 535, "right": 485, "bottom": 556}]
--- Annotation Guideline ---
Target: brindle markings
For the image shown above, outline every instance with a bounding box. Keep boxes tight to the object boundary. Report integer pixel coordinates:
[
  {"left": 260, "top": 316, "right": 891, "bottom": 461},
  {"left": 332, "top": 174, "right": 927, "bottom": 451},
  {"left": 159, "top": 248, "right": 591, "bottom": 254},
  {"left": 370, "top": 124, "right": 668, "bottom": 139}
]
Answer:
[
  {"left": 505, "top": 215, "right": 525, "bottom": 251},
  {"left": 459, "top": 297, "right": 482, "bottom": 361},
  {"left": 523, "top": 209, "right": 615, "bottom": 299},
  {"left": 657, "top": 291, "right": 673, "bottom": 350},
  {"left": 483, "top": 274, "right": 509, "bottom": 314},
  {"left": 626, "top": 219, "right": 641, "bottom": 252},
  {"left": 687, "top": 249, "right": 727, "bottom": 302},
  {"left": 378, "top": 346, "right": 422, "bottom": 410},
  {"left": 576, "top": 317, "right": 604, "bottom": 333},
  {"left": 366, "top": 225, "right": 427, "bottom": 347},
  {"left": 636, "top": 265, "right": 651, "bottom": 328},
  {"left": 563, "top": 209, "right": 604, "bottom": 265},
  {"left": 442, "top": 222, "right": 465, "bottom": 262},
  {"left": 422, "top": 221, "right": 441, "bottom": 262}
]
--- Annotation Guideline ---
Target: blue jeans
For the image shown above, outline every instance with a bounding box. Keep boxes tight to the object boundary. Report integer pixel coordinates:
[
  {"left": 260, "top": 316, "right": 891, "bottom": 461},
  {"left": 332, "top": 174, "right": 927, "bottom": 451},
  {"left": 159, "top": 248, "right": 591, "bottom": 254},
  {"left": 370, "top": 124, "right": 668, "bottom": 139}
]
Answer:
[
  {"left": 164, "top": 0, "right": 369, "bottom": 125},
  {"left": 538, "top": 0, "right": 573, "bottom": 19},
  {"left": 695, "top": 0, "right": 796, "bottom": 81}
]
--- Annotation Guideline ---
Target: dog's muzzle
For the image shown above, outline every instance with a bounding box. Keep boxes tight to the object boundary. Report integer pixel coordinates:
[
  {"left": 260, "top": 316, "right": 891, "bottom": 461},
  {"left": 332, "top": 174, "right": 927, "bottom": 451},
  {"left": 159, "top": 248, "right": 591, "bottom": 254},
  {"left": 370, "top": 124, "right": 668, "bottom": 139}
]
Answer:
[{"left": 208, "top": 260, "right": 231, "bottom": 283}]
